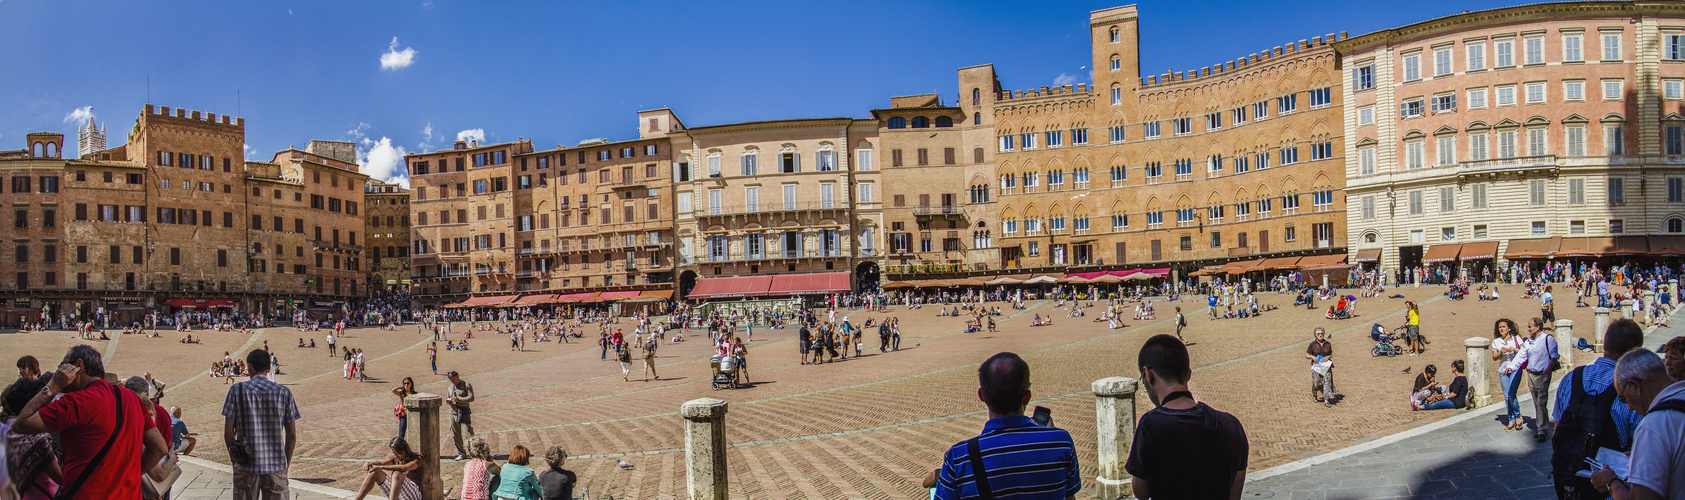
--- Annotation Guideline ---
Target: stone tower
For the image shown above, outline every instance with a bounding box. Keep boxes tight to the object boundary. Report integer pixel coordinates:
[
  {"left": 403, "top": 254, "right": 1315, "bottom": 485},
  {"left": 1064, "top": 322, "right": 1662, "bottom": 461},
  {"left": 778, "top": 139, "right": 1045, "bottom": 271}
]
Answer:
[{"left": 77, "top": 115, "right": 105, "bottom": 159}]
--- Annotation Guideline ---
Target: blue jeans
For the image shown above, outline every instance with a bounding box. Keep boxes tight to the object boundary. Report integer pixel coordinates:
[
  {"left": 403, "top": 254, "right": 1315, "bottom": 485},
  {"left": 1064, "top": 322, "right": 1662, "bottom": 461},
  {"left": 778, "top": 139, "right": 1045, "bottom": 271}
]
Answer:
[
  {"left": 1422, "top": 399, "right": 1457, "bottom": 410},
  {"left": 1500, "top": 370, "right": 1523, "bottom": 424}
]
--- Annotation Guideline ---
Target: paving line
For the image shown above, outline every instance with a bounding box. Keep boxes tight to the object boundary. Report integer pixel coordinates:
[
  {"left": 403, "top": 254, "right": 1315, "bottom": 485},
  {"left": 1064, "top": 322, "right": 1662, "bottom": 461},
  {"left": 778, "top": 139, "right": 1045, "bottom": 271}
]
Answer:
[{"left": 168, "top": 328, "right": 269, "bottom": 392}]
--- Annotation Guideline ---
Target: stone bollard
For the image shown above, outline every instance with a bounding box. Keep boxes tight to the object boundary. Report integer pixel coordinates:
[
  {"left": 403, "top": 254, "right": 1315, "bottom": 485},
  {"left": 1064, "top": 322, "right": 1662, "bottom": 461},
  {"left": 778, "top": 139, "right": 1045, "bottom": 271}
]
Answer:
[
  {"left": 1642, "top": 291, "right": 1656, "bottom": 325},
  {"left": 1465, "top": 338, "right": 1493, "bottom": 409},
  {"left": 682, "top": 398, "right": 729, "bottom": 500},
  {"left": 404, "top": 393, "right": 444, "bottom": 500},
  {"left": 1092, "top": 377, "right": 1140, "bottom": 500},
  {"left": 1594, "top": 308, "right": 1610, "bottom": 351},
  {"left": 1554, "top": 320, "right": 1575, "bottom": 372},
  {"left": 1621, "top": 299, "right": 1634, "bottom": 320}
]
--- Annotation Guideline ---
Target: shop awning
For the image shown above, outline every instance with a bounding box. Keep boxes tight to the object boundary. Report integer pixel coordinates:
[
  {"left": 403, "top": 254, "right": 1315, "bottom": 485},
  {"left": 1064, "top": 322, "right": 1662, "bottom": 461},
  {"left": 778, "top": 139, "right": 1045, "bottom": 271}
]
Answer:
[
  {"left": 919, "top": 279, "right": 952, "bottom": 288},
  {"left": 883, "top": 281, "right": 916, "bottom": 288},
  {"left": 598, "top": 291, "right": 642, "bottom": 301},
  {"left": 1606, "top": 236, "right": 1651, "bottom": 256},
  {"left": 460, "top": 295, "right": 520, "bottom": 307},
  {"left": 1090, "top": 274, "right": 1126, "bottom": 283},
  {"left": 1139, "top": 267, "right": 1171, "bottom": 277},
  {"left": 1354, "top": 249, "right": 1382, "bottom": 263},
  {"left": 1023, "top": 274, "right": 1063, "bottom": 284},
  {"left": 164, "top": 298, "right": 200, "bottom": 308},
  {"left": 1458, "top": 241, "right": 1501, "bottom": 261},
  {"left": 951, "top": 278, "right": 987, "bottom": 286},
  {"left": 767, "top": 272, "right": 851, "bottom": 296},
  {"left": 983, "top": 276, "right": 1023, "bottom": 285},
  {"left": 1503, "top": 237, "right": 1561, "bottom": 259},
  {"left": 1557, "top": 237, "right": 1615, "bottom": 258},
  {"left": 1297, "top": 254, "right": 1348, "bottom": 268},
  {"left": 1187, "top": 265, "right": 1225, "bottom": 276},
  {"left": 637, "top": 289, "right": 674, "bottom": 299},
  {"left": 1221, "top": 259, "right": 1265, "bottom": 275},
  {"left": 555, "top": 292, "right": 599, "bottom": 303},
  {"left": 1422, "top": 244, "right": 1463, "bottom": 263},
  {"left": 1257, "top": 257, "right": 1303, "bottom": 270},
  {"left": 514, "top": 294, "right": 556, "bottom": 305},
  {"left": 687, "top": 276, "right": 774, "bottom": 299},
  {"left": 1649, "top": 236, "right": 1685, "bottom": 257}
]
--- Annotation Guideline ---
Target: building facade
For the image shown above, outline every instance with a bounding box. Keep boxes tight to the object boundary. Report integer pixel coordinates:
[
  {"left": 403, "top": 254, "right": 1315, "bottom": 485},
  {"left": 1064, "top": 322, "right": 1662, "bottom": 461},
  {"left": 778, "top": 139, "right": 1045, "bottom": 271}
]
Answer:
[
  {"left": 365, "top": 180, "right": 411, "bottom": 295},
  {"left": 1339, "top": 1, "right": 1685, "bottom": 280},
  {"left": 668, "top": 116, "right": 882, "bottom": 292},
  {"left": 986, "top": 6, "right": 1348, "bottom": 279},
  {"left": 405, "top": 138, "right": 536, "bottom": 306},
  {"left": 0, "top": 104, "right": 368, "bottom": 323},
  {"left": 875, "top": 93, "right": 1001, "bottom": 277}
]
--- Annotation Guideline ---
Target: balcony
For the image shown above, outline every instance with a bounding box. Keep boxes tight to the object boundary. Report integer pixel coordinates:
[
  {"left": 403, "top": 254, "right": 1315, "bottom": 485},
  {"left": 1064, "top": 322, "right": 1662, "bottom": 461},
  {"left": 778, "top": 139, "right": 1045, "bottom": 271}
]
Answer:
[
  {"left": 912, "top": 205, "right": 962, "bottom": 216},
  {"left": 311, "top": 240, "right": 365, "bottom": 254},
  {"left": 704, "top": 248, "right": 847, "bottom": 264},
  {"left": 697, "top": 201, "right": 847, "bottom": 220},
  {"left": 410, "top": 269, "right": 473, "bottom": 280},
  {"left": 1457, "top": 154, "right": 1558, "bottom": 177}
]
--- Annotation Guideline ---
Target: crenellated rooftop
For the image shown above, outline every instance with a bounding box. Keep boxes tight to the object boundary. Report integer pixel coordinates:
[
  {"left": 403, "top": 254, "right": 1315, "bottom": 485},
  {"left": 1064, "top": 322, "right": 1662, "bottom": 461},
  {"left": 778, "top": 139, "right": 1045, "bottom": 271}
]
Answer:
[{"left": 1134, "top": 31, "right": 1348, "bottom": 90}]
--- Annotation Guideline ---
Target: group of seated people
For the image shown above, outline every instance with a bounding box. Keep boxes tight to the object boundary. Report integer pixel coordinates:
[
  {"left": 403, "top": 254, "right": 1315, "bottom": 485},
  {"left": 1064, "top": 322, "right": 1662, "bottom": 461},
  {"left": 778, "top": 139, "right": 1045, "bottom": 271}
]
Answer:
[
  {"left": 1030, "top": 314, "right": 1055, "bottom": 326},
  {"left": 1410, "top": 361, "right": 1469, "bottom": 410},
  {"left": 179, "top": 334, "right": 200, "bottom": 343},
  {"left": 1132, "top": 300, "right": 1156, "bottom": 320},
  {"left": 1324, "top": 297, "right": 1355, "bottom": 320},
  {"left": 296, "top": 338, "right": 318, "bottom": 348},
  {"left": 1475, "top": 285, "right": 1502, "bottom": 301},
  {"left": 444, "top": 340, "right": 470, "bottom": 351},
  {"left": 210, "top": 359, "right": 246, "bottom": 378}
]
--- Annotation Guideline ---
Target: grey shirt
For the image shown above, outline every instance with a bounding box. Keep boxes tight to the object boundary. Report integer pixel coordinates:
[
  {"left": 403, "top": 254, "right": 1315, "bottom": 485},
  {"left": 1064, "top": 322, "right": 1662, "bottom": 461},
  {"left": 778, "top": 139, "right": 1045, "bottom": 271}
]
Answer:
[{"left": 447, "top": 380, "right": 475, "bottom": 413}]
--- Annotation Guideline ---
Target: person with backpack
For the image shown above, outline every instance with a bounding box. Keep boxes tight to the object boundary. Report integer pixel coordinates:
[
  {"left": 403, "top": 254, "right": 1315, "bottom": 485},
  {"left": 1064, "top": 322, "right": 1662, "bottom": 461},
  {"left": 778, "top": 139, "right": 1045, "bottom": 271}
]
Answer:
[
  {"left": 1173, "top": 307, "right": 1187, "bottom": 345},
  {"left": 1589, "top": 348, "right": 1685, "bottom": 499},
  {"left": 1551, "top": 319, "right": 1645, "bottom": 499}
]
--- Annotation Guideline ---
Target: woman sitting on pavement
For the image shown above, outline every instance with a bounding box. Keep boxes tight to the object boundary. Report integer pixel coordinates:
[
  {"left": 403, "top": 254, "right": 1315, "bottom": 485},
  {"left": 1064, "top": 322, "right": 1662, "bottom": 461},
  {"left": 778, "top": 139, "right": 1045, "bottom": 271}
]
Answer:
[
  {"left": 457, "top": 437, "right": 498, "bottom": 500},
  {"left": 352, "top": 437, "right": 423, "bottom": 500},
  {"left": 491, "top": 444, "right": 542, "bottom": 500}
]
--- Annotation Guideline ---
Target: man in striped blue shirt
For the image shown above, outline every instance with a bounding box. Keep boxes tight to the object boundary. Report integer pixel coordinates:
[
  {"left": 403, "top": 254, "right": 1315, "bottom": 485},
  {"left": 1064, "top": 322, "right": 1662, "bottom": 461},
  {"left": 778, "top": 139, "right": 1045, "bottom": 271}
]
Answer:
[{"left": 929, "top": 352, "right": 1080, "bottom": 499}]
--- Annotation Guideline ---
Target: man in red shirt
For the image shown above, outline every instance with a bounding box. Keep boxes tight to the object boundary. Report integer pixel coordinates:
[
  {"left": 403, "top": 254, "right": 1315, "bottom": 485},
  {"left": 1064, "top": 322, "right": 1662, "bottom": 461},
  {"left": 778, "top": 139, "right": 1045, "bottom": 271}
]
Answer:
[{"left": 10, "top": 345, "right": 170, "bottom": 500}]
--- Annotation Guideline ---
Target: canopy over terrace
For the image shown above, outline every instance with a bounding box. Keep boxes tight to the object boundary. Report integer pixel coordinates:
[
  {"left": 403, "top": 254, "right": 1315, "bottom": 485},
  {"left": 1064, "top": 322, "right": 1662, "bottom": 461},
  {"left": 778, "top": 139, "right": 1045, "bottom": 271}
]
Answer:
[
  {"left": 1296, "top": 254, "right": 1348, "bottom": 268},
  {"left": 1555, "top": 237, "right": 1616, "bottom": 258},
  {"left": 1221, "top": 259, "right": 1265, "bottom": 275},
  {"left": 1650, "top": 236, "right": 1685, "bottom": 257},
  {"left": 1256, "top": 257, "right": 1303, "bottom": 271},
  {"left": 1354, "top": 249, "right": 1382, "bottom": 264},
  {"left": 686, "top": 276, "right": 774, "bottom": 300},
  {"left": 1422, "top": 244, "right": 1463, "bottom": 264},
  {"left": 1457, "top": 242, "right": 1501, "bottom": 261},
  {"left": 767, "top": 272, "right": 851, "bottom": 296},
  {"left": 457, "top": 295, "right": 521, "bottom": 308},
  {"left": 513, "top": 294, "right": 557, "bottom": 306},
  {"left": 1502, "top": 236, "right": 1560, "bottom": 259},
  {"left": 622, "top": 289, "right": 675, "bottom": 303}
]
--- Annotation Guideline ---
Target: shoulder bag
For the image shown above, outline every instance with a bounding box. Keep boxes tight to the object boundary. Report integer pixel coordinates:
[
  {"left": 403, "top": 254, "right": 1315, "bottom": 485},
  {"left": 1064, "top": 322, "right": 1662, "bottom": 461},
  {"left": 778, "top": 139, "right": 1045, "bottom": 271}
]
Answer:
[
  {"left": 965, "top": 438, "right": 995, "bottom": 500},
  {"left": 54, "top": 384, "right": 126, "bottom": 500},
  {"left": 225, "top": 382, "right": 254, "bottom": 466}
]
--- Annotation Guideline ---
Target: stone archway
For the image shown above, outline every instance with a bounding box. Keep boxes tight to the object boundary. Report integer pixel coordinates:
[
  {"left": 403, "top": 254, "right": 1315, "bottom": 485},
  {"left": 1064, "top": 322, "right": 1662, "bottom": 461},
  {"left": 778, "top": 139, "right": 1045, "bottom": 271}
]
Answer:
[
  {"left": 855, "top": 261, "right": 880, "bottom": 293},
  {"left": 678, "top": 270, "right": 699, "bottom": 300}
]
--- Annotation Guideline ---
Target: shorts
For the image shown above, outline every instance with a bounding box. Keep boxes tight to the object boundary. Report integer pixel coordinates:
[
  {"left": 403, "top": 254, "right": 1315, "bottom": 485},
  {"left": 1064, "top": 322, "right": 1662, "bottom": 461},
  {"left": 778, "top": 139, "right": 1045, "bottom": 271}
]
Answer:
[
  {"left": 379, "top": 474, "right": 422, "bottom": 500},
  {"left": 1406, "top": 324, "right": 1421, "bottom": 342},
  {"left": 799, "top": 341, "right": 810, "bottom": 354}
]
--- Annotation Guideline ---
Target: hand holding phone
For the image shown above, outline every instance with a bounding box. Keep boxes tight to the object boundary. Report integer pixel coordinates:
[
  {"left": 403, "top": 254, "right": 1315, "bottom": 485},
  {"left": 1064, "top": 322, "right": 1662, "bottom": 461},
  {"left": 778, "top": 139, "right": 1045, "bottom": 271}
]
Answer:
[{"left": 1032, "top": 405, "right": 1052, "bottom": 427}]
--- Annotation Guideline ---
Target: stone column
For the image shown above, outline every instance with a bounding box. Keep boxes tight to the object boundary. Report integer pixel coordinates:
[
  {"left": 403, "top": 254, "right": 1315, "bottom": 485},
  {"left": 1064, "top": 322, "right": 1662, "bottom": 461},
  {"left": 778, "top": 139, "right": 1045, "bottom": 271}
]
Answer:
[
  {"left": 1594, "top": 308, "right": 1611, "bottom": 351},
  {"left": 404, "top": 393, "right": 444, "bottom": 500},
  {"left": 1621, "top": 299, "right": 1634, "bottom": 320},
  {"left": 1554, "top": 320, "right": 1575, "bottom": 372},
  {"left": 1092, "top": 377, "right": 1140, "bottom": 500},
  {"left": 1465, "top": 337, "right": 1493, "bottom": 408},
  {"left": 682, "top": 398, "right": 729, "bottom": 500},
  {"left": 1642, "top": 291, "right": 1656, "bottom": 325}
]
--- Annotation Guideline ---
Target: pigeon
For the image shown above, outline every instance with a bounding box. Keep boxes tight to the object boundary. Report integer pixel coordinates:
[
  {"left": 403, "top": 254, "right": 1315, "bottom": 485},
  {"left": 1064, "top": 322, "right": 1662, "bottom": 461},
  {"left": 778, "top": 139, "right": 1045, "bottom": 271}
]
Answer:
[
  {"left": 1401, "top": 367, "right": 1412, "bottom": 374},
  {"left": 617, "top": 459, "right": 634, "bottom": 470}
]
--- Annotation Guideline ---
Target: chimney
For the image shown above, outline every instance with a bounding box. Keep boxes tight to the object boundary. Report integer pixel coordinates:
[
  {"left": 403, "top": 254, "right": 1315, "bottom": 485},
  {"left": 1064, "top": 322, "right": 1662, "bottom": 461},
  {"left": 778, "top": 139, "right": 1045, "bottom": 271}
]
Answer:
[{"left": 471, "top": 139, "right": 478, "bottom": 148}]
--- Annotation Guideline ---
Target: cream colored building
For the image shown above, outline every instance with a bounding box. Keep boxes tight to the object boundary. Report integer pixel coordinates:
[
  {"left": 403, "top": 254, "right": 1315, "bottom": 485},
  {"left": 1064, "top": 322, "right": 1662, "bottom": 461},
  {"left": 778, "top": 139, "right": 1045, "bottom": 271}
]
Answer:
[{"left": 1339, "top": 1, "right": 1685, "bottom": 281}]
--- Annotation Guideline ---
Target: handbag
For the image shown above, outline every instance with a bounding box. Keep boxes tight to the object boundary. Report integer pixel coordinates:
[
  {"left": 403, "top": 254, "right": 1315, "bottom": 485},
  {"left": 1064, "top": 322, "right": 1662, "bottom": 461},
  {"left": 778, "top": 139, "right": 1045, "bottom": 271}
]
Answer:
[
  {"left": 141, "top": 459, "right": 183, "bottom": 500},
  {"left": 226, "top": 383, "right": 255, "bottom": 466},
  {"left": 55, "top": 384, "right": 126, "bottom": 500}
]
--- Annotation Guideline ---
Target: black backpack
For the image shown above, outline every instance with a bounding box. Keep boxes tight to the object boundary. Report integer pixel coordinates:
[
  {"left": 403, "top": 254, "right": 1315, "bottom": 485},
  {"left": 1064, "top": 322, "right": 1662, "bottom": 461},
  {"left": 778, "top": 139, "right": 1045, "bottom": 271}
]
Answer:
[{"left": 1550, "top": 367, "right": 1624, "bottom": 500}]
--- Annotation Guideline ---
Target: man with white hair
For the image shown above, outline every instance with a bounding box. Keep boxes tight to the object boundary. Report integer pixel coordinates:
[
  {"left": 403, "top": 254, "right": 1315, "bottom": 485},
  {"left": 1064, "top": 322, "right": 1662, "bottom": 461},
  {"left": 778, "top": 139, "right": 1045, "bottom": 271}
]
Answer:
[{"left": 1591, "top": 348, "right": 1685, "bottom": 499}]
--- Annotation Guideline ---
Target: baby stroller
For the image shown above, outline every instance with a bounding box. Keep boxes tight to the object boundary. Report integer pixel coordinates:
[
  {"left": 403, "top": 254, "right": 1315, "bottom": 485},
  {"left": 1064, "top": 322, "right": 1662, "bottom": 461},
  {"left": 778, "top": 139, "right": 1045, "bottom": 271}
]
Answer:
[
  {"left": 1369, "top": 323, "right": 1404, "bottom": 357},
  {"left": 710, "top": 354, "right": 740, "bottom": 390}
]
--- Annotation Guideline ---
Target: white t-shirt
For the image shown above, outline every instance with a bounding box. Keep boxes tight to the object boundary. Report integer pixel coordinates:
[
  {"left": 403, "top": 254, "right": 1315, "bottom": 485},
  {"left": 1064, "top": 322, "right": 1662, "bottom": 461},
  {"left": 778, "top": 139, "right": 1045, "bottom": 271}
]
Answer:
[{"left": 1627, "top": 380, "right": 1685, "bottom": 499}]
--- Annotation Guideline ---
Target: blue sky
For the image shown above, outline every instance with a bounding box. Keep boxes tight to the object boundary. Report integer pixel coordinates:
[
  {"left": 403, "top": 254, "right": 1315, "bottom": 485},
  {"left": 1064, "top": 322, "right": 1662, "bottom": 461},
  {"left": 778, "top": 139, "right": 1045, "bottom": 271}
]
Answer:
[{"left": 2, "top": 0, "right": 1533, "bottom": 186}]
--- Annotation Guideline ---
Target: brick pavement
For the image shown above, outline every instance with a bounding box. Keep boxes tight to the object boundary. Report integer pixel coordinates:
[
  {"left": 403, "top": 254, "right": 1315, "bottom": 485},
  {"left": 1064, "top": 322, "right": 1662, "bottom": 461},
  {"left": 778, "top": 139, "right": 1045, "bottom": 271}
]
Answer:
[
  {"left": 1, "top": 283, "right": 1621, "bottom": 498},
  {"left": 1242, "top": 306, "right": 1682, "bottom": 500}
]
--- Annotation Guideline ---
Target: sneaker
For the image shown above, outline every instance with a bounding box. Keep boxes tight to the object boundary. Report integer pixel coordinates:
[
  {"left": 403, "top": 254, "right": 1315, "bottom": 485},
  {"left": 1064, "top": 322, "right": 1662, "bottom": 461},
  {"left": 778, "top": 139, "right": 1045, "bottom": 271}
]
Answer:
[
  {"left": 454, "top": 454, "right": 467, "bottom": 461},
  {"left": 1409, "top": 352, "right": 1419, "bottom": 356}
]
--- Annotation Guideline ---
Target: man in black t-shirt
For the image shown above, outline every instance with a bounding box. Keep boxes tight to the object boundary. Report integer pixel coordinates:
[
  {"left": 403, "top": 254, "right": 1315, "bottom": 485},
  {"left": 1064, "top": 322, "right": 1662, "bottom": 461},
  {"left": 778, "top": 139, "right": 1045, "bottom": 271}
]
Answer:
[
  {"left": 798, "top": 325, "right": 813, "bottom": 365},
  {"left": 1126, "top": 334, "right": 1248, "bottom": 499}
]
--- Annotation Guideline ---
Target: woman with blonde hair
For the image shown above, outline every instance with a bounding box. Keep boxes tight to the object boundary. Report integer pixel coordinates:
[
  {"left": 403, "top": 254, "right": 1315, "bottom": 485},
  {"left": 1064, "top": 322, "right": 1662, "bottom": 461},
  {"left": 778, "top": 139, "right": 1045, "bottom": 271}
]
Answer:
[
  {"left": 352, "top": 437, "right": 423, "bottom": 500},
  {"left": 457, "top": 436, "right": 498, "bottom": 500}
]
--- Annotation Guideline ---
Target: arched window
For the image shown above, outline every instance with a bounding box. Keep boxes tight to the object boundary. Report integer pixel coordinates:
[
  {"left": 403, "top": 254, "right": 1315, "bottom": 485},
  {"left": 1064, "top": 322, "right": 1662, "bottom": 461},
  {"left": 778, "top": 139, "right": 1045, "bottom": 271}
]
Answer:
[
  {"left": 1109, "top": 27, "right": 1120, "bottom": 43},
  {"left": 911, "top": 116, "right": 930, "bottom": 128},
  {"left": 31, "top": 143, "right": 43, "bottom": 157},
  {"left": 1670, "top": 217, "right": 1684, "bottom": 233},
  {"left": 974, "top": 113, "right": 982, "bottom": 125},
  {"left": 1110, "top": 55, "right": 1121, "bottom": 72},
  {"left": 972, "top": 88, "right": 981, "bottom": 106},
  {"left": 45, "top": 143, "right": 57, "bottom": 158},
  {"left": 934, "top": 116, "right": 953, "bottom": 128},
  {"left": 887, "top": 117, "right": 906, "bottom": 129}
]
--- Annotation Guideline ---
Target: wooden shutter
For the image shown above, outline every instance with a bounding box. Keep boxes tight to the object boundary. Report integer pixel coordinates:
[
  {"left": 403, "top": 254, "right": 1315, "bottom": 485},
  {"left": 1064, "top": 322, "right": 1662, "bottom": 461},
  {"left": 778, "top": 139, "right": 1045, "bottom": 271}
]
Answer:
[
  {"left": 1150, "top": 239, "right": 1161, "bottom": 261},
  {"left": 1260, "top": 230, "right": 1270, "bottom": 253},
  {"left": 1115, "top": 242, "right": 1126, "bottom": 263}
]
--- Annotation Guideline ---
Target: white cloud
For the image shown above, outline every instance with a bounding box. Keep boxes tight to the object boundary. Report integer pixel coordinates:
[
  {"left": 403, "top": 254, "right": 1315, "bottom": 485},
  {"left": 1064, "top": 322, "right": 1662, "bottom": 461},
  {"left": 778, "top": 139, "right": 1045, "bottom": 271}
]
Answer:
[
  {"left": 456, "top": 128, "right": 485, "bottom": 145},
  {"left": 1053, "top": 73, "right": 1078, "bottom": 86},
  {"left": 63, "top": 106, "right": 94, "bottom": 124},
  {"left": 419, "top": 122, "right": 437, "bottom": 151},
  {"left": 346, "top": 122, "right": 372, "bottom": 141},
  {"left": 422, "top": 0, "right": 434, "bottom": 9},
  {"left": 380, "top": 37, "right": 417, "bottom": 70},
  {"left": 358, "top": 137, "right": 410, "bottom": 188},
  {"left": 243, "top": 144, "right": 256, "bottom": 159}
]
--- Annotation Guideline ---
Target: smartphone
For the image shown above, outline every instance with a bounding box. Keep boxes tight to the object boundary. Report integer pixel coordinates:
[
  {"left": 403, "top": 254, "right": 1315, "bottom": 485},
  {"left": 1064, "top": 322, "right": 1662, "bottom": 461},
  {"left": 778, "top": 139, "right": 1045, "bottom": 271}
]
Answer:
[{"left": 1032, "top": 405, "right": 1052, "bottom": 427}]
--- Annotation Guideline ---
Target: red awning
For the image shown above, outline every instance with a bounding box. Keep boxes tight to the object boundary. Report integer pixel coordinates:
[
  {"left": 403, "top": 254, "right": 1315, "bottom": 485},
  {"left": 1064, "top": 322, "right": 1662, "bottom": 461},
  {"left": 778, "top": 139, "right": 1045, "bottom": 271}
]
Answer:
[
  {"left": 164, "top": 298, "right": 200, "bottom": 308},
  {"left": 687, "top": 276, "right": 774, "bottom": 299},
  {"left": 515, "top": 294, "right": 556, "bottom": 305},
  {"left": 1297, "top": 254, "right": 1348, "bottom": 268},
  {"left": 556, "top": 292, "right": 598, "bottom": 303},
  {"left": 1422, "top": 244, "right": 1463, "bottom": 263},
  {"left": 768, "top": 272, "right": 851, "bottom": 296},
  {"left": 203, "top": 298, "right": 237, "bottom": 308},
  {"left": 460, "top": 295, "right": 520, "bottom": 307},
  {"left": 598, "top": 291, "right": 642, "bottom": 301},
  {"left": 1458, "top": 242, "right": 1501, "bottom": 261}
]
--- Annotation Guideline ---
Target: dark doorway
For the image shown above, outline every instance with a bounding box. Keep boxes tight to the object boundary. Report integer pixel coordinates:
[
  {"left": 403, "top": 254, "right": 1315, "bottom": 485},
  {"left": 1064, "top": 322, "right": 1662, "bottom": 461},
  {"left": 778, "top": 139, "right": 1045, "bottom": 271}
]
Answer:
[
  {"left": 678, "top": 270, "right": 699, "bottom": 300},
  {"left": 855, "top": 261, "right": 880, "bottom": 293}
]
